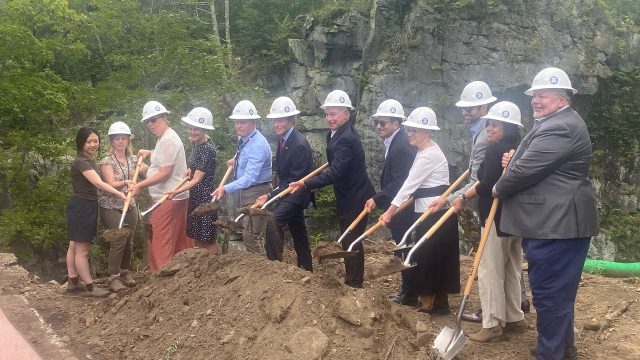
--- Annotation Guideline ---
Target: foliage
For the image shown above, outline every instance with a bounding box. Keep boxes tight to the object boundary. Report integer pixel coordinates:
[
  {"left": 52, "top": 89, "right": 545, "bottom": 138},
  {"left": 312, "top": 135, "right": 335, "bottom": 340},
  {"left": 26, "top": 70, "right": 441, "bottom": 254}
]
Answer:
[
  {"left": 604, "top": 0, "right": 640, "bottom": 28},
  {"left": 600, "top": 210, "right": 640, "bottom": 262}
]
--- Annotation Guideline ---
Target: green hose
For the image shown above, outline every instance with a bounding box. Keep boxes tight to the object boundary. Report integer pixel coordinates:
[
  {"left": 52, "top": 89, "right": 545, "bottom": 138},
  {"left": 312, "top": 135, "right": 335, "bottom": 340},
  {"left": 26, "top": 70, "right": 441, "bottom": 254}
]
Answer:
[{"left": 583, "top": 259, "right": 640, "bottom": 278}]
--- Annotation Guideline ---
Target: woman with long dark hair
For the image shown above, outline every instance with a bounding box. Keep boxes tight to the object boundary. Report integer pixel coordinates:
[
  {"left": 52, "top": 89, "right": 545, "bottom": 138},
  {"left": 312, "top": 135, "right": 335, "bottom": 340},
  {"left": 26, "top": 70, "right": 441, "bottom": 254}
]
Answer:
[{"left": 66, "top": 127, "right": 127, "bottom": 298}]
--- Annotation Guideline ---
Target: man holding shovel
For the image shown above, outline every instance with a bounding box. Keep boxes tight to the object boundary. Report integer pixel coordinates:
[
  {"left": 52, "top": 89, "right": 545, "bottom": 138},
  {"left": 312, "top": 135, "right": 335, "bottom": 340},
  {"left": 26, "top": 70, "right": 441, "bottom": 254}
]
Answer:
[
  {"left": 493, "top": 68, "right": 598, "bottom": 360},
  {"left": 256, "top": 97, "right": 314, "bottom": 272},
  {"left": 290, "top": 90, "right": 376, "bottom": 288}
]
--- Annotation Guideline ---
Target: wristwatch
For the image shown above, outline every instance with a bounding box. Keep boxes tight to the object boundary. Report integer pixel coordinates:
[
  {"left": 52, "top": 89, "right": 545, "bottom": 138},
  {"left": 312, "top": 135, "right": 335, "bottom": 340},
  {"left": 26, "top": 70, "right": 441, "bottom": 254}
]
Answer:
[{"left": 458, "top": 194, "right": 468, "bottom": 202}]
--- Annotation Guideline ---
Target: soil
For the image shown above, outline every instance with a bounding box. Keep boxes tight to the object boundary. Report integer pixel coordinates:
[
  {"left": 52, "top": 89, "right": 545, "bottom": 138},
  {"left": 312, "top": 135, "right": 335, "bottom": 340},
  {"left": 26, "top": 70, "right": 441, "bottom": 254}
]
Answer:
[
  {"left": 213, "top": 218, "right": 245, "bottom": 231},
  {"left": 237, "top": 207, "right": 272, "bottom": 217},
  {"left": 101, "top": 228, "right": 133, "bottom": 243},
  {"left": 191, "top": 203, "right": 223, "bottom": 217},
  {"left": 2, "top": 247, "right": 640, "bottom": 359}
]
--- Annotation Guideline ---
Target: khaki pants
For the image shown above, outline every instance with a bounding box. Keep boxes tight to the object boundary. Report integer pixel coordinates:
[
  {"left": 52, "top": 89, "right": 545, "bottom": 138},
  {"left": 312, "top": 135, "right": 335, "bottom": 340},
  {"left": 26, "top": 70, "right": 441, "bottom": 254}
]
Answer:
[
  {"left": 478, "top": 224, "right": 525, "bottom": 328},
  {"left": 100, "top": 207, "right": 137, "bottom": 275},
  {"left": 240, "top": 184, "right": 271, "bottom": 254}
]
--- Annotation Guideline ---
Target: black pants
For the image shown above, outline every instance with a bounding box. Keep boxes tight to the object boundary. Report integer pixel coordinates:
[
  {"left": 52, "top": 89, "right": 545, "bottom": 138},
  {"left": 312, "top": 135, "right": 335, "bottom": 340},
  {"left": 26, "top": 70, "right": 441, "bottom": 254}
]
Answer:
[
  {"left": 265, "top": 200, "right": 313, "bottom": 272},
  {"left": 338, "top": 208, "right": 368, "bottom": 287}
]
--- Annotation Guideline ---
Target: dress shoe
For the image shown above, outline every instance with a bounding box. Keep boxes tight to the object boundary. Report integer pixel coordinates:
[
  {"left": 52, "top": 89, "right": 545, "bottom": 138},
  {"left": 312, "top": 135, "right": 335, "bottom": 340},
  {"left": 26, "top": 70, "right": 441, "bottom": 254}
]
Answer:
[
  {"left": 521, "top": 299, "right": 531, "bottom": 313},
  {"left": 503, "top": 319, "right": 527, "bottom": 333},
  {"left": 530, "top": 342, "right": 578, "bottom": 359},
  {"left": 414, "top": 294, "right": 450, "bottom": 314},
  {"left": 462, "top": 308, "right": 483, "bottom": 323},
  {"left": 390, "top": 293, "right": 419, "bottom": 306},
  {"left": 468, "top": 325, "right": 503, "bottom": 343}
]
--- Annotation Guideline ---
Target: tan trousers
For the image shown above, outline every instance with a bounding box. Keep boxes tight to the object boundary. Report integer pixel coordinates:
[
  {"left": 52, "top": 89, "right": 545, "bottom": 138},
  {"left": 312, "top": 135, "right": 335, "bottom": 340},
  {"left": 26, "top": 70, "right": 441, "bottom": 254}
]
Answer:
[
  {"left": 240, "top": 184, "right": 271, "bottom": 254},
  {"left": 478, "top": 224, "right": 525, "bottom": 328}
]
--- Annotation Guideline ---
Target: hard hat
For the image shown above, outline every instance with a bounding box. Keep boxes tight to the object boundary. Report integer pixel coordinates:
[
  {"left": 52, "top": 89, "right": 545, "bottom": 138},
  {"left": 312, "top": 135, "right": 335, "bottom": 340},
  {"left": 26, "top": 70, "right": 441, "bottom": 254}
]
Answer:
[
  {"left": 320, "top": 90, "right": 355, "bottom": 110},
  {"left": 141, "top": 101, "right": 170, "bottom": 122},
  {"left": 266, "top": 97, "right": 301, "bottom": 119},
  {"left": 403, "top": 107, "right": 440, "bottom": 130},
  {"left": 455, "top": 81, "right": 498, "bottom": 107},
  {"left": 108, "top": 121, "right": 133, "bottom": 136},
  {"left": 181, "top": 107, "right": 215, "bottom": 130},
  {"left": 229, "top": 100, "right": 261, "bottom": 120},
  {"left": 372, "top": 99, "right": 407, "bottom": 120},
  {"left": 525, "top": 67, "right": 577, "bottom": 95},
  {"left": 483, "top": 101, "right": 524, "bottom": 128}
]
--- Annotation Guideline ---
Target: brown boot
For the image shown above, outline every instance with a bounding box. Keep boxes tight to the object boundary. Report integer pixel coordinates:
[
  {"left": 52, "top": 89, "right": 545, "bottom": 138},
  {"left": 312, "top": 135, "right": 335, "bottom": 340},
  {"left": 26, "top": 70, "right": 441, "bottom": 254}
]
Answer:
[
  {"left": 119, "top": 271, "right": 137, "bottom": 287},
  {"left": 415, "top": 294, "right": 435, "bottom": 313},
  {"left": 109, "top": 276, "right": 128, "bottom": 293},
  {"left": 66, "top": 278, "right": 87, "bottom": 292},
  {"left": 82, "top": 286, "right": 111, "bottom": 298},
  {"left": 468, "top": 326, "right": 503, "bottom": 343},
  {"left": 503, "top": 319, "right": 527, "bottom": 333}
]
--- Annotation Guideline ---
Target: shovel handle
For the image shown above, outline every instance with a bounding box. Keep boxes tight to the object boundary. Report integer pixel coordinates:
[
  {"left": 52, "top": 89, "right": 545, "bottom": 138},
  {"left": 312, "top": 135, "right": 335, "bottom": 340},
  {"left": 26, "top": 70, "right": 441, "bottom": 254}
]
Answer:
[
  {"left": 218, "top": 165, "right": 233, "bottom": 188},
  {"left": 155, "top": 177, "right": 189, "bottom": 205},
  {"left": 278, "top": 162, "right": 330, "bottom": 198},
  {"left": 349, "top": 208, "right": 369, "bottom": 231},
  {"left": 122, "top": 155, "right": 146, "bottom": 211},
  {"left": 463, "top": 150, "right": 514, "bottom": 296},
  {"left": 415, "top": 168, "right": 470, "bottom": 223},
  {"left": 365, "top": 197, "right": 414, "bottom": 236}
]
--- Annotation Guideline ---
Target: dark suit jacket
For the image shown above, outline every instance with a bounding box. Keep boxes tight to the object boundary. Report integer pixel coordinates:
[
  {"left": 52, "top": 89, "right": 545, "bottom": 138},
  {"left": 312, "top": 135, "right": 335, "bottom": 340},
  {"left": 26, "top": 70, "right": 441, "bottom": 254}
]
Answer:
[
  {"left": 372, "top": 129, "right": 417, "bottom": 229},
  {"left": 268, "top": 128, "right": 314, "bottom": 207},
  {"left": 305, "top": 121, "right": 376, "bottom": 212},
  {"left": 495, "top": 107, "right": 599, "bottom": 239}
]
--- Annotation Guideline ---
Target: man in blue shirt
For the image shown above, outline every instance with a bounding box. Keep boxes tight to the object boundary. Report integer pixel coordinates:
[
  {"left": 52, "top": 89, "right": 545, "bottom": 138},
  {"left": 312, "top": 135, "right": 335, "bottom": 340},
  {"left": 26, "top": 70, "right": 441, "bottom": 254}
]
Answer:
[{"left": 211, "top": 100, "right": 272, "bottom": 253}]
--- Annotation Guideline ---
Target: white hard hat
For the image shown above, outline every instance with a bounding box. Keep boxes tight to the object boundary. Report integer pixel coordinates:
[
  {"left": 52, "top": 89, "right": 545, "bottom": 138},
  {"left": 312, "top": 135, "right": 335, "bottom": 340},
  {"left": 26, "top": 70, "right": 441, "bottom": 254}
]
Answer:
[
  {"left": 372, "top": 99, "right": 407, "bottom": 120},
  {"left": 141, "top": 101, "right": 170, "bottom": 122},
  {"left": 266, "top": 97, "right": 300, "bottom": 119},
  {"left": 525, "top": 67, "right": 577, "bottom": 95},
  {"left": 483, "top": 101, "right": 524, "bottom": 128},
  {"left": 229, "top": 100, "right": 261, "bottom": 120},
  {"left": 108, "top": 121, "right": 133, "bottom": 136},
  {"left": 181, "top": 107, "right": 214, "bottom": 130},
  {"left": 403, "top": 107, "right": 440, "bottom": 130},
  {"left": 320, "top": 90, "right": 355, "bottom": 110},
  {"left": 455, "top": 81, "right": 498, "bottom": 107}
]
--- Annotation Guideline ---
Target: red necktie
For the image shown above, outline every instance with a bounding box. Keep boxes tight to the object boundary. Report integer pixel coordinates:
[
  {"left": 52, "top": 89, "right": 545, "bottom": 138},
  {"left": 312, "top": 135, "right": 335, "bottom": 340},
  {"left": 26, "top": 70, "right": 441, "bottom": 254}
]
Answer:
[{"left": 279, "top": 137, "right": 284, "bottom": 151}]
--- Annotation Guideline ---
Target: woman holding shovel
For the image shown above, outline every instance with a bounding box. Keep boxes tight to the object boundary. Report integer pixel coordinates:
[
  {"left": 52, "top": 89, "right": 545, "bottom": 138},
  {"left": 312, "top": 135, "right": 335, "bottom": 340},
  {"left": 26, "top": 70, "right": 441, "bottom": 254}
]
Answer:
[
  {"left": 164, "top": 108, "right": 219, "bottom": 256},
  {"left": 66, "top": 127, "right": 127, "bottom": 298},
  {"left": 98, "top": 122, "right": 139, "bottom": 293},
  {"left": 379, "top": 107, "right": 460, "bottom": 314}
]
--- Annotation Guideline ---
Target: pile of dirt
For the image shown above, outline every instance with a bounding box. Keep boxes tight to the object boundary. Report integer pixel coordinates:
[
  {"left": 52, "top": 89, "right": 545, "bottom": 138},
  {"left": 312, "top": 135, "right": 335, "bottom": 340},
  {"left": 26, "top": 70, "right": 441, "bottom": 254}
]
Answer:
[{"left": 71, "top": 248, "right": 437, "bottom": 360}]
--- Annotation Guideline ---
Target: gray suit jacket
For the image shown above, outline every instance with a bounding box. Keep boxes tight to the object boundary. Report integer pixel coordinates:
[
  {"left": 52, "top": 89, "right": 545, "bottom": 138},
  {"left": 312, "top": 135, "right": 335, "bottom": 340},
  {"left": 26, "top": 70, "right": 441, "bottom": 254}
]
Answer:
[
  {"left": 495, "top": 107, "right": 598, "bottom": 239},
  {"left": 447, "top": 118, "right": 489, "bottom": 211}
]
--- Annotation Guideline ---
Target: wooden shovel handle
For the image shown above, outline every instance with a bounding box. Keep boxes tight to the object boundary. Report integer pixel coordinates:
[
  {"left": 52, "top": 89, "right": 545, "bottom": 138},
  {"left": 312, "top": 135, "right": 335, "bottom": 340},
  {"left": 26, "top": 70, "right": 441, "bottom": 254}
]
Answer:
[
  {"left": 463, "top": 150, "right": 515, "bottom": 296},
  {"left": 348, "top": 208, "right": 369, "bottom": 231},
  {"left": 218, "top": 165, "right": 233, "bottom": 188},
  {"left": 156, "top": 177, "right": 189, "bottom": 205},
  {"left": 364, "top": 197, "right": 415, "bottom": 236},
  {"left": 278, "top": 162, "right": 330, "bottom": 198},
  {"left": 415, "top": 168, "right": 470, "bottom": 223},
  {"left": 122, "top": 155, "right": 145, "bottom": 211}
]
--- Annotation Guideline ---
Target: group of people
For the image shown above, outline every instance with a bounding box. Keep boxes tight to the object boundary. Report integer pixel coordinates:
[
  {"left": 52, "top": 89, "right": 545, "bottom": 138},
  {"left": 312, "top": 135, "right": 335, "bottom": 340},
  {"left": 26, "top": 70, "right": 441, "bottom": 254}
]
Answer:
[{"left": 64, "top": 66, "right": 597, "bottom": 360}]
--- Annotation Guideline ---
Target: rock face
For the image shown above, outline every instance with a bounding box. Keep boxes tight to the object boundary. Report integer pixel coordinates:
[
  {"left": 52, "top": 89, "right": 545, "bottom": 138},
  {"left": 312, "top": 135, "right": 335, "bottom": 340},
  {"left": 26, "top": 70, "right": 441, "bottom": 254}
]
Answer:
[{"left": 284, "top": 0, "right": 640, "bottom": 258}]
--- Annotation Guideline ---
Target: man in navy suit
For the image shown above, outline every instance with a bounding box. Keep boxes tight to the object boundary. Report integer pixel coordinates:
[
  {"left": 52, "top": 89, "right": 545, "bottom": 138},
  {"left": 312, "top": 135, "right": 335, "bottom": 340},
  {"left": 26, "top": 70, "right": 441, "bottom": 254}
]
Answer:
[
  {"left": 291, "top": 90, "right": 376, "bottom": 288},
  {"left": 364, "top": 99, "right": 417, "bottom": 304},
  {"left": 257, "top": 97, "right": 315, "bottom": 272}
]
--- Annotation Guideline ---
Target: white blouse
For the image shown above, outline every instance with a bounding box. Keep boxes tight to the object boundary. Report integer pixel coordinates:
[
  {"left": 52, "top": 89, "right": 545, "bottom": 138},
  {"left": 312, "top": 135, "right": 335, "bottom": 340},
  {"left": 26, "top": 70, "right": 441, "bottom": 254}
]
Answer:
[
  {"left": 147, "top": 128, "right": 189, "bottom": 202},
  {"left": 391, "top": 143, "right": 449, "bottom": 212}
]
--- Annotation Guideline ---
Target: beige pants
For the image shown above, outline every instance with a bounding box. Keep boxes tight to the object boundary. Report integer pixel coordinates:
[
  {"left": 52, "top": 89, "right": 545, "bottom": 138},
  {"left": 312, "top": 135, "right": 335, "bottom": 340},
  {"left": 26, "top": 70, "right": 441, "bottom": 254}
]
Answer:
[
  {"left": 478, "top": 224, "right": 525, "bottom": 328},
  {"left": 240, "top": 184, "right": 271, "bottom": 254}
]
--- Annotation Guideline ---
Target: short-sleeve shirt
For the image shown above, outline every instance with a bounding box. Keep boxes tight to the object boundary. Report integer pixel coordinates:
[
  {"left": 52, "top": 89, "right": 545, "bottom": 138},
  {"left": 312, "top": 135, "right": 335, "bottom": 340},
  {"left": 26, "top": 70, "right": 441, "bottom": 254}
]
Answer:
[
  {"left": 98, "top": 154, "right": 138, "bottom": 210},
  {"left": 70, "top": 154, "right": 99, "bottom": 201},
  {"left": 147, "top": 128, "right": 189, "bottom": 202}
]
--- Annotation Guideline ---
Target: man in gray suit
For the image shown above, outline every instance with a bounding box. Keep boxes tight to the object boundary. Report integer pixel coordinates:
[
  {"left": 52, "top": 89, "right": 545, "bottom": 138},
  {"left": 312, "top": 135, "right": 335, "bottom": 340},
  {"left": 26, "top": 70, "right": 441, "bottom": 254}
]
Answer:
[{"left": 494, "top": 67, "right": 598, "bottom": 360}]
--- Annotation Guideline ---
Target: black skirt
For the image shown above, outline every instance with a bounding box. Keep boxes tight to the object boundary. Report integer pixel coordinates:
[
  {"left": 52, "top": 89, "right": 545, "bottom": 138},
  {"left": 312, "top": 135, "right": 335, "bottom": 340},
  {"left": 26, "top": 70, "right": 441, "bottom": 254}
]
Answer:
[
  {"left": 409, "top": 209, "right": 460, "bottom": 295},
  {"left": 66, "top": 196, "right": 98, "bottom": 242}
]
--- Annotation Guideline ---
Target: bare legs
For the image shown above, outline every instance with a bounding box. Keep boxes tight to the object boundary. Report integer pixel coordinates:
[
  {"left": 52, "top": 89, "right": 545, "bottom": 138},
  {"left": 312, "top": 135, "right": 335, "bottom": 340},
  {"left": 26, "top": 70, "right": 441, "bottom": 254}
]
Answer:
[{"left": 66, "top": 241, "right": 93, "bottom": 285}]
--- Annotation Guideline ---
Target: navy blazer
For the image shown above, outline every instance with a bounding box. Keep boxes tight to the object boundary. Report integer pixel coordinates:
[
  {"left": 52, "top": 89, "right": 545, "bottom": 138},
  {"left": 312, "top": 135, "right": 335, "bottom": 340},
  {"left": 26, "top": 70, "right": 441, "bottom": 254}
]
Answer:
[
  {"left": 305, "top": 121, "right": 376, "bottom": 212},
  {"left": 268, "top": 128, "right": 314, "bottom": 207},
  {"left": 372, "top": 129, "right": 417, "bottom": 229}
]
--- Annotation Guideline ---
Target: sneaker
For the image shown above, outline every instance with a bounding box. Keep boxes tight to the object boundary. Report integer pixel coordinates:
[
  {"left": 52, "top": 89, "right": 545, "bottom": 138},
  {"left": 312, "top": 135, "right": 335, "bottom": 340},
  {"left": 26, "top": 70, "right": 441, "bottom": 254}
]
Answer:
[
  {"left": 468, "top": 326, "right": 503, "bottom": 343},
  {"left": 109, "top": 276, "right": 128, "bottom": 293},
  {"left": 119, "top": 271, "right": 137, "bottom": 287},
  {"left": 504, "top": 319, "right": 527, "bottom": 334},
  {"left": 66, "top": 279, "right": 87, "bottom": 292},
  {"left": 82, "top": 286, "right": 111, "bottom": 298}
]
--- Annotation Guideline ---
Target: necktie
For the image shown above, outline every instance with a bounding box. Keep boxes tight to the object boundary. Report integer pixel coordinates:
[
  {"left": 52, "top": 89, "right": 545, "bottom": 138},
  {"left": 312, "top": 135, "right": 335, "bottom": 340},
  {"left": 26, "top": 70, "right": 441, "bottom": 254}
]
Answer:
[
  {"left": 279, "top": 137, "right": 284, "bottom": 151},
  {"left": 234, "top": 137, "right": 243, "bottom": 180}
]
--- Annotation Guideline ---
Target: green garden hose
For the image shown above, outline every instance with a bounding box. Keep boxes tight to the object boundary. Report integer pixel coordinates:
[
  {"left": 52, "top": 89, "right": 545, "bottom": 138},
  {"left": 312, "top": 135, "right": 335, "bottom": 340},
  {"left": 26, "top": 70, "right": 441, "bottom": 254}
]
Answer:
[{"left": 583, "top": 259, "right": 640, "bottom": 278}]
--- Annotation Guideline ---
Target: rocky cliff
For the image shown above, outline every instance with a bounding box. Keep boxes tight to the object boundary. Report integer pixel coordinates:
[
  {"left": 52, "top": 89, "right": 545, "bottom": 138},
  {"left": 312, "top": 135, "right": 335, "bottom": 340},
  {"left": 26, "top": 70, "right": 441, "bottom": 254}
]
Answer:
[{"left": 282, "top": 0, "right": 640, "bottom": 260}]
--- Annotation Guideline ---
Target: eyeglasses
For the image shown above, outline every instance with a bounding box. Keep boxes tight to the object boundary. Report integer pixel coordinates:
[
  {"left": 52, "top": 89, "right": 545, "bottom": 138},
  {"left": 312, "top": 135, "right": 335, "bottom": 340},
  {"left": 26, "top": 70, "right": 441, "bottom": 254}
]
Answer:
[
  {"left": 461, "top": 106, "right": 478, "bottom": 113},
  {"left": 143, "top": 116, "right": 163, "bottom": 124},
  {"left": 404, "top": 128, "right": 418, "bottom": 135},
  {"left": 374, "top": 119, "right": 391, "bottom": 127}
]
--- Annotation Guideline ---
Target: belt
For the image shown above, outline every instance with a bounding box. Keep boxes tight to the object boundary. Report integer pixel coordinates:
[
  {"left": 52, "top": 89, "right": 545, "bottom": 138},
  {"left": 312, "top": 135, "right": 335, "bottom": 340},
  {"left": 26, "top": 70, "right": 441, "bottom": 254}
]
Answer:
[
  {"left": 412, "top": 184, "right": 449, "bottom": 199},
  {"left": 246, "top": 182, "right": 270, "bottom": 190}
]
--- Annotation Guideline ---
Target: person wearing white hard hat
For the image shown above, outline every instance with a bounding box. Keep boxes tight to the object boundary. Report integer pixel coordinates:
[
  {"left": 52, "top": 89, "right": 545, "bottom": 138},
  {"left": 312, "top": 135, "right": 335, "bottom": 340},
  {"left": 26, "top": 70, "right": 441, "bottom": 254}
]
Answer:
[
  {"left": 493, "top": 68, "right": 597, "bottom": 360},
  {"left": 255, "top": 97, "right": 314, "bottom": 271},
  {"left": 379, "top": 107, "right": 459, "bottom": 314},
  {"left": 450, "top": 102, "right": 526, "bottom": 342},
  {"left": 98, "top": 121, "right": 140, "bottom": 292},
  {"left": 365, "top": 99, "right": 418, "bottom": 304},
  {"left": 130, "top": 101, "right": 193, "bottom": 273},
  {"left": 211, "top": 100, "right": 271, "bottom": 254},
  {"left": 164, "top": 108, "right": 219, "bottom": 256},
  {"left": 290, "top": 90, "right": 375, "bottom": 288}
]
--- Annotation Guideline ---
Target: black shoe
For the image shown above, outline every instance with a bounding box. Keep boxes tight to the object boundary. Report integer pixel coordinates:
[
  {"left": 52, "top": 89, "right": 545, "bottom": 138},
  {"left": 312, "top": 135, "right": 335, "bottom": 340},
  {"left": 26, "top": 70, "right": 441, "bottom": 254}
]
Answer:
[
  {"left": 522, "top": 300, "right": 531, "bottom": 313},
  {"left": 530, "top": 343, "right": 578, "bottom": 359},
  {"left": 346, "top": 282, "right": 363, "bottom": 289},
  {"left": 390, "top": 293, "right": 419, "bottom": 306}
]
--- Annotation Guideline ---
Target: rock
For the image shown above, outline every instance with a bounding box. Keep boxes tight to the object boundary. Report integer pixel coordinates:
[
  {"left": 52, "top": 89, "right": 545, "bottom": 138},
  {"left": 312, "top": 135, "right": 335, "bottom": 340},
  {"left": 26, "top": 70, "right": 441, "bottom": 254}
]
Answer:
[
  {"left": 584, "top": 318, "right": 602, "bottom": 331},
  {"left": 20, "top": 287, "right": 31, "bottom": 293},
  {"left": 415, "top": 321, "right": 429, "bottom": 333},
  {"left": 301, "top": 277, "right": 311, "bottom": 284},
  {"left": 206, "top": 309, "right": 212, "bottom": 316},
  {"left": 47, "top": 280, "right": 60, "bottom": 286},
  {"left": 60, "top": 336, "right": 70, "bottom": 342},
  {"left": 220, "top": 334, "right": 234, "bottom": 344},
  {"left": 85, "top": 315, "right": 94, "bottom": 327},
  {"left": 190, "top": 320, "right": 198, "bottom": 328},
  {"left": 283, "top": 280, "right": 292, "bottom": 283},
  {"left": 286, "top": 327, "right": 329, "bottom": 360},
  {"left": 111, "top": 298, "right": 128, "bottom": 314}
]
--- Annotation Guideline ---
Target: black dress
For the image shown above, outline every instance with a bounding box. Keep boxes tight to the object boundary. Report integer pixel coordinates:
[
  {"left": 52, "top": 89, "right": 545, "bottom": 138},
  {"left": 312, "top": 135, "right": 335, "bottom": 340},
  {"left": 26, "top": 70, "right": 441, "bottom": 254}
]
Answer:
[{"left": 186, "top": 138, "right": 217, "bottom": 242}]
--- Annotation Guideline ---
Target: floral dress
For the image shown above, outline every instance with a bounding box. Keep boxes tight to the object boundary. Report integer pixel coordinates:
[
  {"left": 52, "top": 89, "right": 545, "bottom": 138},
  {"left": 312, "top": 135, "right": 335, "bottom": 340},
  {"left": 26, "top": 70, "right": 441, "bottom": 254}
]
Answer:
[
  {"left": 186, "top": 138, "right": 218, "bottom": 242},
  {"left": 98, "top": 154, "right": 138, "bottom": 210}
]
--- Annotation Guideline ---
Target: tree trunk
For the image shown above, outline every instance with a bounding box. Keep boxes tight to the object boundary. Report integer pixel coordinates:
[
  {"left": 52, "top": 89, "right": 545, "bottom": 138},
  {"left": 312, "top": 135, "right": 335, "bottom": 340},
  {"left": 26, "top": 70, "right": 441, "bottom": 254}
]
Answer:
[
  {"left": 225, "top": 0, "right": 232, "bottom": 66},
  {"left": 0, "top": 39, "right": 12, "bottom": 88},
  {"left": 210, "top": 1, "right": 220, "bottom": 45}
]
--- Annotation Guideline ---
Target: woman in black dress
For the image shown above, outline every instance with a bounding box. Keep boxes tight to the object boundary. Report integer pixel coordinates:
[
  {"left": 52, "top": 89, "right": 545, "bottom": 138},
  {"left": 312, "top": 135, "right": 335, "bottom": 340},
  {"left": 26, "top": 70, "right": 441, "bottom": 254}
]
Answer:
[{"left": 165, "top": 107, "right": 218, "bottom": 255}]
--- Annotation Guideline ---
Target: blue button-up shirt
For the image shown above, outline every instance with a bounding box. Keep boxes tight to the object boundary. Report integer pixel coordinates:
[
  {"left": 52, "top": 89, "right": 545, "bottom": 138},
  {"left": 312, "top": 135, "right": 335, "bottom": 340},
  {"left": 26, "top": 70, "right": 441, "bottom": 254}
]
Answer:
[
  {"left": 224, "top": 129, "right": 272, "bottom": 194},
  {"left": 281, "top": 126, "right": 294, "bottom": 144},
  {"left": 470, "top": 119, "right": 484, "bottom": 145}
]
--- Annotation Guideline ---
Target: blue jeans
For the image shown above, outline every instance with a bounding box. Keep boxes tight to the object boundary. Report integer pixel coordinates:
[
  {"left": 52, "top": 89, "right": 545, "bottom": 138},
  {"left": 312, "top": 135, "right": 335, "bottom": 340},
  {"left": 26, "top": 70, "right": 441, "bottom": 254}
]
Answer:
[{"left": 522, "top": 237, "right": 591, "bottom": 360}]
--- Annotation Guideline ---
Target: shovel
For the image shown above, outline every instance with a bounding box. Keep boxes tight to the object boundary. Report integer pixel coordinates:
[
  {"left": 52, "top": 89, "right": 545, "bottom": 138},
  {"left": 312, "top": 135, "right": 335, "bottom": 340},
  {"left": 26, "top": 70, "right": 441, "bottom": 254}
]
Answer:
[
  {"left": 140, "top": 177, "right": 189, "bottom": 217},
  {"left": 191, "top": 165, "right": 234, "bottom": 217},
  {"left": 396, "top": 169, "right": 470, "bottom": 249},
  {"left": 433, "top": 150, "right": 514, "bottom": 360},
  {"left": 102, "top": 155, "right": 145, "bottom": 242},
  {"left": 234, "top": 163, "right": 329, "bottom": 223},
  {"left": 315, "top": 207, "right": 368, "bottom": 261}
]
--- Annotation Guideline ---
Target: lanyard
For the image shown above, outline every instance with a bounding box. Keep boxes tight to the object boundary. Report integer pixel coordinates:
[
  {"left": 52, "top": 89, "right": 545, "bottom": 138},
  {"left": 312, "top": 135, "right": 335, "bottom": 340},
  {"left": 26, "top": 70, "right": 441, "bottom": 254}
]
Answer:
[{"left": 235, "top": 131, "right": 257, "bottom": 179}]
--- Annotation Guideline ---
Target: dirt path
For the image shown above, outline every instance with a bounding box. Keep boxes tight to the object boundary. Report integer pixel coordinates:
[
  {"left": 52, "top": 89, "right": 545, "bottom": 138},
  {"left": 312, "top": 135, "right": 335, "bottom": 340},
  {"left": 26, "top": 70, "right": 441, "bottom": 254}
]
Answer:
[{"left": 2, "top": 248, "right": 640, "bottom": 359}]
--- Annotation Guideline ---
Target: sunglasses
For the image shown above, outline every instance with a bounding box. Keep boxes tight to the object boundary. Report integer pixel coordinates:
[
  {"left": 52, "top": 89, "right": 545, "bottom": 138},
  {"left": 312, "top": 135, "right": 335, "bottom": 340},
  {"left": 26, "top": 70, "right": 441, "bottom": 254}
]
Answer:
[
  {"left": 374, "top": 119, "right": 391, "bottom": 127},
  {"left": 461, "top": 106, "right": 479, "bottom": 113},
  {"left": 405, "top": 128, "right": 418, "bottom": 135},
  {"left": 143, "top": 116, "right": 163, "bottom": 124}
]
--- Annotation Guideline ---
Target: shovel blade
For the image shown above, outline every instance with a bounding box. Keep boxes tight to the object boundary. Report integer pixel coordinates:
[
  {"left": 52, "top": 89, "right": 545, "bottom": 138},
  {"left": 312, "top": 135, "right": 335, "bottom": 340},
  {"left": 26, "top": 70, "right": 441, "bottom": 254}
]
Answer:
[
  {"left": 318, "top": 251, "right": 359, "bottom": 261},
  {"left": 433, "top": 325, "right": 468, "bottom": 360}
]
